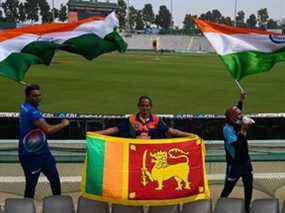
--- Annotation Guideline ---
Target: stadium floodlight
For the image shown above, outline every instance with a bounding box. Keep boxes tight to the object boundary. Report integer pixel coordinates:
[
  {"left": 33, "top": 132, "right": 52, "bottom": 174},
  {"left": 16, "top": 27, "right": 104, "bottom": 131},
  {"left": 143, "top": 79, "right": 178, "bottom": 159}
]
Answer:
[
  {"left": 234, "top": 0, "right": 238, "bottom": 26},
  {"left": 126, "top": 0, "right": 130, "bottom": 32},
  {"left": 52, "top": 0, "right": 55, "bottom": 22},
  {"left": 170, "top": 0, "right": 173, "bottom": 27}
]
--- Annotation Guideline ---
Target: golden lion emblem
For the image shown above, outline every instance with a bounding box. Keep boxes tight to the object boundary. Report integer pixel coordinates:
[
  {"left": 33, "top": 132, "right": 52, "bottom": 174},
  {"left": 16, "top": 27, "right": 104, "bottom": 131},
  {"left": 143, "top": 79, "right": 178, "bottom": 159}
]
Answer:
[{"left": 141, "top": 148, "right": 190, "bottom": 191}]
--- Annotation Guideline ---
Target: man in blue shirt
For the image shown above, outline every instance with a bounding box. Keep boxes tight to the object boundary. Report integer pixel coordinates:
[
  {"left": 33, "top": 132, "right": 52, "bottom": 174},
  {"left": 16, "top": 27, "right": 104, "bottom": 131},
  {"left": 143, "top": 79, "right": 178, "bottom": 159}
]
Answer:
[
  {"left": 19, "top": 84, "right": 70, "bottom": 198},
  {"left": 220, "top": 91, "right": 253, "bottom": 213},
  {"left": 96, "top": 96, "right": 193, "bottom": 139}
]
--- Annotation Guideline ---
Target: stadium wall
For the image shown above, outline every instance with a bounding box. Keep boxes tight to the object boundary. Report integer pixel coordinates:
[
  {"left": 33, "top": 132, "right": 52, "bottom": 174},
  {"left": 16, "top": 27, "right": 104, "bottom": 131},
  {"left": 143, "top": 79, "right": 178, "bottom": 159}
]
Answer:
[
  {"left": 1, "top": 112, "right": 285, "bottom": 140},
  {"left": 124, "top": 35, "right": 214, "bottom": 52}
]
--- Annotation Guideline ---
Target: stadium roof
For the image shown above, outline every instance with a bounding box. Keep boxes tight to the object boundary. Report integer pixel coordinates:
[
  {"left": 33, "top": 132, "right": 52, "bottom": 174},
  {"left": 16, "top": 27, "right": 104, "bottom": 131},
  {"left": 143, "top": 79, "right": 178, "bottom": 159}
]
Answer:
[{"left": 67, "top": 0, "right": 118, "bottom": 10}]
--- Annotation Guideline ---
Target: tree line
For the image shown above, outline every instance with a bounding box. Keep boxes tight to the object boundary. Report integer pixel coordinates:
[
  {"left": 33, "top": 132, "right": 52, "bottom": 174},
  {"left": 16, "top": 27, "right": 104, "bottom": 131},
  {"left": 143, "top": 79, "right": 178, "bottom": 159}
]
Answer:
[
  {"left": 118, "top": 0, "right": 172, "bottom": 33},
  {"left": 1, "top": 0, "right": 283, "bottom": 34},
  {"left": 117, "top": 0, "right": 285, "bottom": 34},
  {"left": 184, "top": 8, "right": 282, "bottom": 34},
  {"left": 0, "top": 0, "right": 67, "bottom": 23}
]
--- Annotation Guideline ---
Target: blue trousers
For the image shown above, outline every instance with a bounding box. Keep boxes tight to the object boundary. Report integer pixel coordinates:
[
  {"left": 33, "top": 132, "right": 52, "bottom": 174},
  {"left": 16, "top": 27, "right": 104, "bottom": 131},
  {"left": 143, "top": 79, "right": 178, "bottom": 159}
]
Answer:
[{"left": 19, "top": 154, "right": 61, "bottom": 198}]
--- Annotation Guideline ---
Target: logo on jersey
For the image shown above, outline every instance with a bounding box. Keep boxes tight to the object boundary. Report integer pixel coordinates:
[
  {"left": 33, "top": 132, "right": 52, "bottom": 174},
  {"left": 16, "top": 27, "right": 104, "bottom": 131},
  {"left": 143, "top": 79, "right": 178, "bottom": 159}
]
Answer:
[{"left": 23, "top": 129, "right": 47, "bottom": 153}]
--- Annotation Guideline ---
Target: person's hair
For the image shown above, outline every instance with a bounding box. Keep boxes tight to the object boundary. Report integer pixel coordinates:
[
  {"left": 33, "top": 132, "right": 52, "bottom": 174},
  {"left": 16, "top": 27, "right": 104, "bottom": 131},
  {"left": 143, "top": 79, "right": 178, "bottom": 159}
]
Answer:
[
  {"left": 138, "top": 96, "right": 152, "bottom": 106},
  {"left": 25, "top": 84, "right": 40, "bottom": 97},
  {"left": 225, "top": 105, "right": 241, "bottom": 123}
]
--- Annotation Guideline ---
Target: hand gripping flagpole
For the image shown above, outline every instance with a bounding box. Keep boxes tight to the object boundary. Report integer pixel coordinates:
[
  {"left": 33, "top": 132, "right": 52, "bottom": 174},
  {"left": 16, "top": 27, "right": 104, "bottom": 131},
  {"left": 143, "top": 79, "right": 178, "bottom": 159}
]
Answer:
[
  {"left": 234, "top": 79, "right": 245, "bottom": 93},
  {"left": 19, "top": 81, "right": 31, "bottom": 87}
]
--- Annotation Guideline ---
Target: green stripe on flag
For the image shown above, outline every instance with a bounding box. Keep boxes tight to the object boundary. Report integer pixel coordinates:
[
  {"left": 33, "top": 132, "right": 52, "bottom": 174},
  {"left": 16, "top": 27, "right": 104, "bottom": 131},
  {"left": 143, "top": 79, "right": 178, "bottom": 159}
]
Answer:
[
  {"left": 22, "top": 41, "right": 58, "bottom": 65},
  {"left": 0, "top": 52, "right": 42, "bottom": 82},
  {"left": 59, "top": 31, "right": 127, "bottom": 60},
  {"left": 0, "top": 41, "right": 58, "bottom": 82},
  {"left": 86, "top": 136, "right": 105, "bottom": 195},
  {"left": 221, "top": 47, "right": 285, "bottom": 80},
  {"left": 0, "top": 32, "right": 127, "bottom": 83}
]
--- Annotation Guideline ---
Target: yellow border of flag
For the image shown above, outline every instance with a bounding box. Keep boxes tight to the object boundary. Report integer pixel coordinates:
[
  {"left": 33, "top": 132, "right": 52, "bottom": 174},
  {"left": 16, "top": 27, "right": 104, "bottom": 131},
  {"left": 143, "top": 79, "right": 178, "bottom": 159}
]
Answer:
[{"left": 81, "top": 132, "right": 210, "bottom": 206}]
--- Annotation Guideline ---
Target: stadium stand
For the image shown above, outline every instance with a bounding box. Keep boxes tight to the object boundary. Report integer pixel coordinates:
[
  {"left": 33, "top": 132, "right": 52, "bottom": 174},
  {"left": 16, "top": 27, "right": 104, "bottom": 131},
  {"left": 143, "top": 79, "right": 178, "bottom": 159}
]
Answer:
[
  {"left": 1, "top": 196, "right": 285, "bottom": 213},
  {"left": 2, "top": 114, "right": 285, "bottom": 210},
  {"left": 124, "top": 35, "right": 214, "bottom": 53}
]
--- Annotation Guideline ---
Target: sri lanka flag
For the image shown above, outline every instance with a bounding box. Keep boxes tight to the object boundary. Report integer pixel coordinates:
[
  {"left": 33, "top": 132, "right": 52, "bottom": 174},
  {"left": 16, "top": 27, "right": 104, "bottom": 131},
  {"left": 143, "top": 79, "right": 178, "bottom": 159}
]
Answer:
[
  {"left": 0, "top": 12, "right": 127, "bottom": 82},
  {"left": 194, "top": 19, "right": 285, "bottom": 80},
  {"left": 81, "top": 132, "right": 210, "bottom": 206}
]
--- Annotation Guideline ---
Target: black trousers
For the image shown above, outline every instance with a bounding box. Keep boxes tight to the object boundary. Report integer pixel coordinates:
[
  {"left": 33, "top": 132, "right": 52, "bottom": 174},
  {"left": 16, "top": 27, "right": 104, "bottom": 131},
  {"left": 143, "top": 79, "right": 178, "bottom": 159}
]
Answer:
[
  {"left": 220, "top": 163, "right": 253, "bottom": 213},
  {"left": 20, "top": 154, "right": 61, "bottom": 198}
]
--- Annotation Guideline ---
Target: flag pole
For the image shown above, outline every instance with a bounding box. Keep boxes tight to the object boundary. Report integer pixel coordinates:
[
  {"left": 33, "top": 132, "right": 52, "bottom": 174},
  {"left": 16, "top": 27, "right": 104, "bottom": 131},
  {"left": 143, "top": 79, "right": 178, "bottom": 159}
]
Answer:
[
  {"left": 234, "top": 79, "right": 245, "bottom": 93},
  {"left": 19, "top": 81, "right": 30, "bottom": 87}
]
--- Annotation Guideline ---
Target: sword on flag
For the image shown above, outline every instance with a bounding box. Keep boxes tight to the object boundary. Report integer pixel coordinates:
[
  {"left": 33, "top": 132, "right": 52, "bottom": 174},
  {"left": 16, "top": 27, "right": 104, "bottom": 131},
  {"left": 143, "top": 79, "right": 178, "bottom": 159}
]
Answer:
[{"left": 141, "top": 150, "right": 148, "bottom": 186}]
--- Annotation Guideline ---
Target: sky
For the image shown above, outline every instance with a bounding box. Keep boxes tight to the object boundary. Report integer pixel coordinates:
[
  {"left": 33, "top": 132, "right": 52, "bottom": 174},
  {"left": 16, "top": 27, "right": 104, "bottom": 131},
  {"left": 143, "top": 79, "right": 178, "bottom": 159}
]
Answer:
[{"left": 48, "top": 0, "right": 285, "bottom": 27}]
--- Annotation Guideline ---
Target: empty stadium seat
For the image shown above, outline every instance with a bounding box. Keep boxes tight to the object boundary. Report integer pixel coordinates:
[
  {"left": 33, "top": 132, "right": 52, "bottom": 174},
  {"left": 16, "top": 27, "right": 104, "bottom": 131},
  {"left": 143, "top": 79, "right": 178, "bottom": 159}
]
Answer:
[
  {"left": 4, "top": 198, "right": 36, "bottom": 213},
  {"left": 42, "top": 195, "right": 74, "bottom": 213},
  {"left": 111, "top": 204, "right": 143, "bottom": 213},
  {"left": 281, "top": 200, "right": 285, "bottom": 213},
  {"left": 250, "top": 199, "right": 279, "bottom": 213},
  {"left": 182, "top": 200, "right": 211, "bottom": 213},
  {"left": 149, "top": 205, "right": 179, "bottom": 213},
  {"left": 77, "top": 196, "right": 109, "bottom": 213},
  {"left": 214, "top": 198, "right": 245, "bottom": 213}
]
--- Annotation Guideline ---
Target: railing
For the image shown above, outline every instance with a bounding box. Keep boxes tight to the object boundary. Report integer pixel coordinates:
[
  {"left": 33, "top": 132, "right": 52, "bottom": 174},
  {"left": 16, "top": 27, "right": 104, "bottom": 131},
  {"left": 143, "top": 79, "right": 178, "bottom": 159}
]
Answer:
[{"left": 1, "top": 139, "right": 285, "bottom": 163}]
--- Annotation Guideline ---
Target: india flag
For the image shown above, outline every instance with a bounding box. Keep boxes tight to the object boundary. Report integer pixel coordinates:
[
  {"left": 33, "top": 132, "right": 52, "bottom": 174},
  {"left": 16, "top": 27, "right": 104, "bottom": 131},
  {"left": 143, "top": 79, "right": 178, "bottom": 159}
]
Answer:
[
  {"left": 0, "top": 12, "right": 127, "bottom": 82},
  {"left": 195, "top": 19, "right": 285, "bottom": 80}
]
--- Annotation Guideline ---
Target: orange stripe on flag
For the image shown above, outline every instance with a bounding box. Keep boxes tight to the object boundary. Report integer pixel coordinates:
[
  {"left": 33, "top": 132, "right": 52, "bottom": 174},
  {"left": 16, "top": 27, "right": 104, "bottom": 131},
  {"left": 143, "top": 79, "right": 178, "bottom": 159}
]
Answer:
[
  {"left": 102, "top": 141, "right": 124, "bottom": 199},
  {"left": 0, "top": 16, "right": 103, "bottom": 42},
  {"left": 194, "top": 19, "right": 280, "bottom": 35}
]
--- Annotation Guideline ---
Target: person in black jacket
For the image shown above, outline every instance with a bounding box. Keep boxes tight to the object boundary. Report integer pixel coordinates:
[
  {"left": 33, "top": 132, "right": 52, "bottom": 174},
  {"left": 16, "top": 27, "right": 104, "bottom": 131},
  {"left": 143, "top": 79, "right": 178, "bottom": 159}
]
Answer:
[{"left": 220, "top": 91, "right": 254, "bottom": 213}]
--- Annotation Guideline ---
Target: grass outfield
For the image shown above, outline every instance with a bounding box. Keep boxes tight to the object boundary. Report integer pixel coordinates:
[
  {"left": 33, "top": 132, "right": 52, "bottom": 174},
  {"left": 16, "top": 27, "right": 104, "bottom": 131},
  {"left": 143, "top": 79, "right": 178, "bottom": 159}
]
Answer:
[{"left": 0, "top": 51, "right": 285, "bottom": 114}]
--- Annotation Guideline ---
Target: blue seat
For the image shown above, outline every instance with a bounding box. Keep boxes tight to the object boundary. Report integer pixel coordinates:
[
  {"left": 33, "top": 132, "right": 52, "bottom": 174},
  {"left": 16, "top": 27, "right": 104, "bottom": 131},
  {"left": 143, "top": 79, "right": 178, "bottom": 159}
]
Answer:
[
  {"left": 111, "top": 204, "right": 143, "bottom": 213},
  {"left": 281, "top": 200, "right": 285, "bottom": 213},
  {"left": 5, "top": 198, "right": 35, "bottom": 213},
  {"left": 182, "top": 200, "right": 211, "bottom": 213},
  {"left": 77, "top": 196, "right": 109, "bottom": 213},
  {"left": 149, "top": 205, "right": 179, "bottom": 213},
  {"left": 214, "top": 198, "right": 245, "bottom": 213},
  {"left": 250, "top": 199, "right": 279, "bottom": 213},
  {"left": 42, "top": 195, "right": 75, "bottom": 213}
]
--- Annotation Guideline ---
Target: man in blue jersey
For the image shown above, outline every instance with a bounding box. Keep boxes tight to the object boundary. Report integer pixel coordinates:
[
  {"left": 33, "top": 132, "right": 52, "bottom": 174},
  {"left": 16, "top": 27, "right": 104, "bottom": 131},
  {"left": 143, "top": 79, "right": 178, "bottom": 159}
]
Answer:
[
  {"left": 19, "top": 84, "right": 70, "bottom": 198},
  {"left": 220, "top": 91, "right": 254, "bottom": 213}
]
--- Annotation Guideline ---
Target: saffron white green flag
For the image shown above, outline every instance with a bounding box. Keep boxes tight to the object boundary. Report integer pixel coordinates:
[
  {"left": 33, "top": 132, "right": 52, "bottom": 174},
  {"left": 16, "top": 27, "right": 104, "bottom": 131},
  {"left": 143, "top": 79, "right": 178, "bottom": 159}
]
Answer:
[
  {"left": 0, "top": 12, "right": 127, "bottom": 82},
  {"left": 194, "top": 19, "right": 285, "bottom": 80}
]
